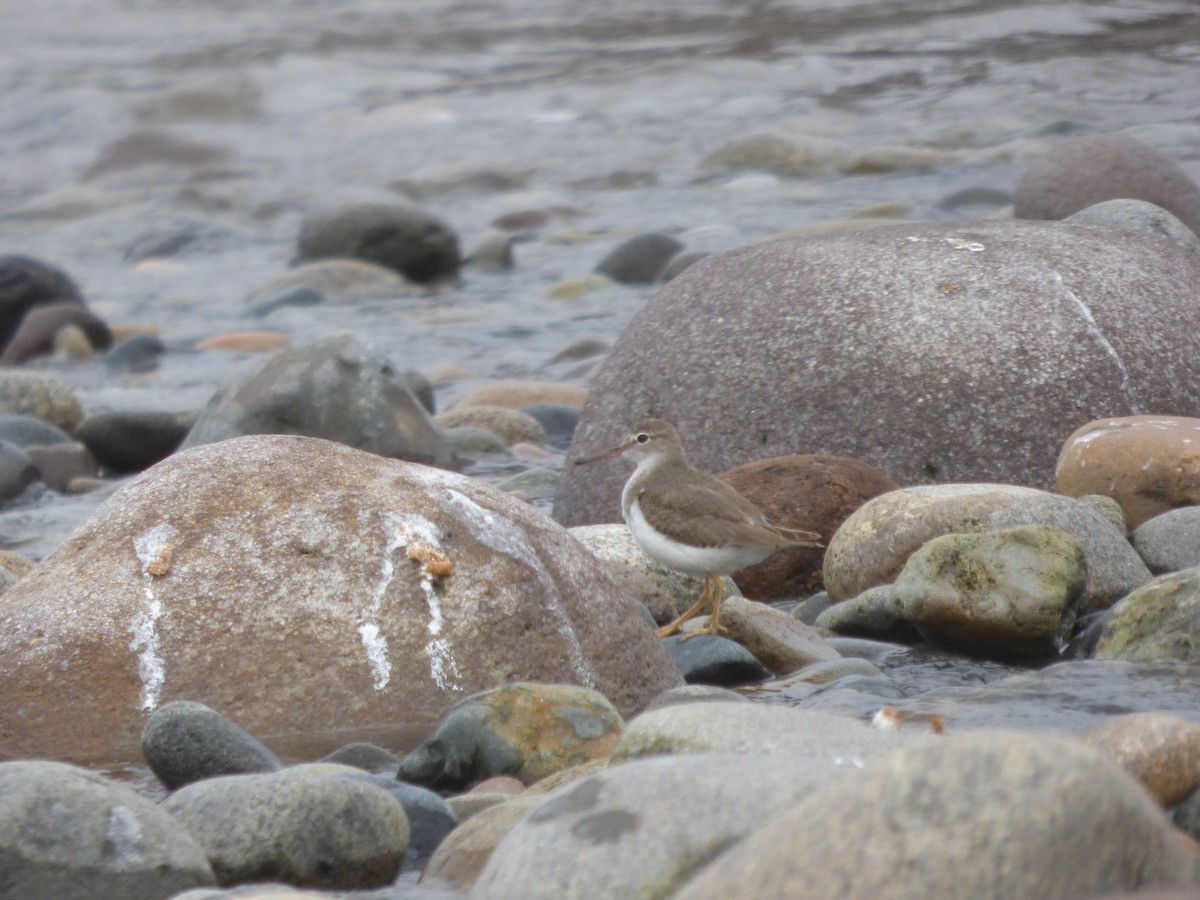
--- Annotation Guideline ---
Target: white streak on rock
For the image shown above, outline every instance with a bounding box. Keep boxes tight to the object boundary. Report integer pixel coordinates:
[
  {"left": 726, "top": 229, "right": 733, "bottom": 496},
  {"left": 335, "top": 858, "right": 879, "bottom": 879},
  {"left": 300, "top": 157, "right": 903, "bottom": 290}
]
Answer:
[
  {"left": 130, "top": 523, "right": 177, "bottom": 712},
  {"left": 105, "top": 805, "right": 144, "bottom": 869},
  {"left": 366, "top": 512, "right": 462, "bottom": 692},
  {"left": 1054, "top": 271, "right": 1142, "bottom": 413},
  {"left": 446, "top": 489, "right": 595, "bottom": 687}
]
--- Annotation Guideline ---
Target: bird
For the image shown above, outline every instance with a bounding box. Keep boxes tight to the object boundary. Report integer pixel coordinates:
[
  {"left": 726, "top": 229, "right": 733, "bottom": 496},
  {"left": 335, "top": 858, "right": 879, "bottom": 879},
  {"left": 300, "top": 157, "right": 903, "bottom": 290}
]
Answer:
[{"left": 577, "top": 416, "right": 821, "bottom": 638}]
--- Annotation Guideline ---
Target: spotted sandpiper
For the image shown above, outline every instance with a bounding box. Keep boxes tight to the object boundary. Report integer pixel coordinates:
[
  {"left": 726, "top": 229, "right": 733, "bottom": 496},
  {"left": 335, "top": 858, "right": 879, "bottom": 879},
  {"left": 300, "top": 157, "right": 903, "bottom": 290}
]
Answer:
[{"left": 577, "top": 417, "right": 821, "bottom": 638}]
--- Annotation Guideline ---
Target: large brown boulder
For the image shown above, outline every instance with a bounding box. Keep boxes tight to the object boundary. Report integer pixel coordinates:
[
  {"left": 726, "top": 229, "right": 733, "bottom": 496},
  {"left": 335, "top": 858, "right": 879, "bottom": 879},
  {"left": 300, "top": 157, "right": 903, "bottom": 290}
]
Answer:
[
  {"left": 0, "top": 435, "right": 680, "bottom": 764},
  {"left": 1014, "top": 133, "right": 1200, "bottom": 236},
  {"left": 716, "top": 454, "right": 898, "bottom": 598},
  {"left": 554, "top": 220, "right": 1200, "bottom": 525}
]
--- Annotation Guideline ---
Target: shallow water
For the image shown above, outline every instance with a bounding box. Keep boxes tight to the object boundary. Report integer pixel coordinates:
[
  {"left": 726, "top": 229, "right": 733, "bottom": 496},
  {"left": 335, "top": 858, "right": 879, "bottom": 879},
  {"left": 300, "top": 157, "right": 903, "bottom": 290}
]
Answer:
[{"left": 3, "top": 0, "right": 1200, "bottom": 775}]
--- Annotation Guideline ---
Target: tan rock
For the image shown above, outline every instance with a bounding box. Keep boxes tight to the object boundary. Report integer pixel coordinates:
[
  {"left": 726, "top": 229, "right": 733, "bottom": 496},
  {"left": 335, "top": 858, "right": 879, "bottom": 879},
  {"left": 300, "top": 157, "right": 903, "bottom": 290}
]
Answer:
[
  {"left": 436, "top": 405, "right": 546, "bottom": 446},
  {"left": 1080, "top": 712, "right": 1200, "bottom": 806},
  {"left": 0, "top": 435, "right": 681, "bottom": 763},
  {"left": 450, "top": 380, "right": 587, "bottom": 411},
  {"left": 716, "top": 595, "right": 840, "bottom": 675},
  {"left": 424, "top": 795, "right": 544, "bottom": 891},
  {"left": 1056, "top": 415, "right": 1200, "bottom": 530},
  {"left": 195, "top": 331, "right": 289, "bottom": 352},
  {"left": 0, "top": 371, "right": 83, "bottom": 433}
]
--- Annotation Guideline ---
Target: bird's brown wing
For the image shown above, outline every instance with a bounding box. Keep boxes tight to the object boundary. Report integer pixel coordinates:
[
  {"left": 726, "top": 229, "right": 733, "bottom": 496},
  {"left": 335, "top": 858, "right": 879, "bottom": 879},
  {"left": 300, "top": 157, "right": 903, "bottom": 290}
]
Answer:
[{"left": 635, "top": 476, "right": 820, "bottom": 549}]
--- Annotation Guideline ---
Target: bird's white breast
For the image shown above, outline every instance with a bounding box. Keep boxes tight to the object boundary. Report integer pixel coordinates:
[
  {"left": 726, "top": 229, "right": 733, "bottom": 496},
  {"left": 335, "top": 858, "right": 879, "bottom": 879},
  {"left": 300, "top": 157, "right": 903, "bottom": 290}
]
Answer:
[{"left": 625, "top": 494, "right": 775, "bottom": 577}]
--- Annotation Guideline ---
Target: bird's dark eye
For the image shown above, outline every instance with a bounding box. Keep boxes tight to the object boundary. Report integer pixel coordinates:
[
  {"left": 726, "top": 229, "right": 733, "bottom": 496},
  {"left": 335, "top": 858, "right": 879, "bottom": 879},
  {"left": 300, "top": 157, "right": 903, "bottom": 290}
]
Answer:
[{"left": 636, "top": 432, "right": 650, "bottom": 444}]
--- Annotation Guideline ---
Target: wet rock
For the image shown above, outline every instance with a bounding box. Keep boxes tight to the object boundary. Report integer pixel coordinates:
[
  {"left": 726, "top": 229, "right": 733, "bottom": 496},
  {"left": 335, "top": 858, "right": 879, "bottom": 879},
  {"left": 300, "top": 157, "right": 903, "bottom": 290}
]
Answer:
[
  {"left": 0, "top": 441, "right": 39, "bottom": 501},
  {"left": 403, "top": 368, "right": 435, "bottom": 414},
  {"left": 554, "top": 221, "right": 1200, "bottom": 524},
  {"left": 1014, "top": 133, "right": 1200, "bottom": 236},
  {"left": 424, "top": 795, "right": 544, "bottom": 891},
  {"left": 444, "top": 426, "right": 512, "bottom": 464},
  {"left": 520, "top": 403, "right": 581, "bottom": 449},
  {"left": 641, "top": 684, "right": 749, "bottom": 712},
  {"left": 0, "top": 255, "right": 86, "bottom": 352},
  {"left": 490, "top": 205, "right": 585, "bottom": 232},
  {"left": 842, "top": 145, "right": 959, "bottom": 174},
  {"left": 84, "top": 128, "right": 230, "bottom": 178},
  {"left": 1094, "top": 568, "right": 1200, "bottom": 664},
  {"left": 659, "top": 250, "right": 709, "bottom": 282},
  {"left": 815, "top": 584, "right": 922, "bottom": 643},
  {"left": 104, "top": 333, "right": 166, "bottom": 373},
  {"left": 714, "top": 594, "right": 840, "bottom": 675},
  {"left": 0, "top": 370, "right": 84, "bottom": 432},
  {"left": 893, "top": 525, "right": 1086, "bottom": 659},
  {"left": 472, "top": 752, "right": 848, "bottom": 900},
  {"left": 569, "top": 522, "right": 740, "bottom": 625},
  {"left": 672, "top": 731, "right": 1196, "bottom": 900},
  {"left": 793, "top": 590, "right": 834, "bottom": 625},
  {"left": 399, "top": 683, "right": 623, "bottom": 790},
  {"left": 464, "top": 232, "right": 515, "bottom": 271},
  {"left": 612, "top": 701, "right": 919, "bottom": 763},
  {"left": 339, "top": 773, "right": 457, "bottom": 865},
  {"left": 320, "top": 742, "right": 401, "bottom": 776},
  {"left": 246, "top": 259, "right": 418, "bottom": 305},
  {"left": 135, "top": 78, "right": 263, "bottom": 123},
  {"left": 162, "top": 767, "right": 408, "bottom": 888},
  {"left": 451, "top": 380, "right": 588, "bottom": 411},
  {"left": 0, "top": 302, "right": 112, "bottom": 365},
  {"left": 716, "top": 454, "right": 899, "bottom": 599},
  {"left": 936, "top": 185, "right": 1013, "bottom": 214},
  {"left": 141, "top": 700, "right": 283, "bottom": 790},
  {"left": 700, "top": 132, "right": 841, "bottom": 178},
  {"left": 1080, "top": 712, "right": 1200, "bottom": 806},
  {"left": 1176, "top": 789, "right": 1200, "bottom": 842},
  {"left": 495, "top": 467, "right": 559, "bottom": 504},
  {"left": 77, "top": 409, "right": 197, "bottom": 474},
  {"left": 662, "top": 633, "right": 771, "bottom": 686},
  {"left": 594, "top": 233, "right": 685, "bottom": 284},
  {"left": 181, "top": 333, "right": 457, "bottom": 469},
  {"left": 25, "top": 441, "right": 98, "bottom": 492},
  {"left": 0, "top": 759, "right": 216, "bottom": 898},
  {"left": 435, "top": 405, "right": 546, "bottom": 447},
  {"left": 1134, "top": 508, "right": 1200, "bottom": 574},
  {"left": 0, "top": 435, "right": 681, "bottom": 763},
  {"left": 1066, "top": 199, "right": 1200, "bottom": 256},
  {"left": 542, "top": 273, "right": 618, "bottom": 302},
  {"left": 823, "top": 484, "right": 1150, "bottom": 614},
  {"left": 0, "top": 414, "right": 71, "bottom": 447},
  {"left": 296, "top": 202, "right": 460, "bottom": 284},
  {"left": 1057, "top": 415, "right": 1200, "bottom": 530}
]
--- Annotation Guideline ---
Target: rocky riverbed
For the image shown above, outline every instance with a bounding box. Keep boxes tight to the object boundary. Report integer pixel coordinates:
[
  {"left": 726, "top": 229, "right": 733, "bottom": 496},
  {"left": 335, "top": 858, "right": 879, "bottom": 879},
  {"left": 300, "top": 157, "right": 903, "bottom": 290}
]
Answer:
[{"left": 3, "top": 0, "right": 1200, "bottom": 898}]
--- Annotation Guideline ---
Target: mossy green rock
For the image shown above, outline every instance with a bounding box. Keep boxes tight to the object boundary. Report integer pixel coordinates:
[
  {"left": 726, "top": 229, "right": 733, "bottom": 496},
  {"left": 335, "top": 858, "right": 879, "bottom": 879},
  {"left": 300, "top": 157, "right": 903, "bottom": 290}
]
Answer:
[
  {"left": 1094, "top": 567, "right": 1200, "bottom": 662},
  {"left": 893, "top": 525, "right": 1087, "bottom": 659}
]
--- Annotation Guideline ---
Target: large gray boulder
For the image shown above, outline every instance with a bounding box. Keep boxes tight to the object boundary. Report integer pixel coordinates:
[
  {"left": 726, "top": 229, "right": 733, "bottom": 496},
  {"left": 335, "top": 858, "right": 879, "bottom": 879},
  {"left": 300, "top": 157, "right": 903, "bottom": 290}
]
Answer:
[
  {"left": 0, "top": 434, "right": 681, "bottom": 763},
  {"left": 0, "top": 760, "right": 215, "bottom": 899},
  {"left": 553, "top": 220, "right": 1200, "bottom": 525},
  {"left": 182, "top": 333, "right": 457, "bottom": 469}
]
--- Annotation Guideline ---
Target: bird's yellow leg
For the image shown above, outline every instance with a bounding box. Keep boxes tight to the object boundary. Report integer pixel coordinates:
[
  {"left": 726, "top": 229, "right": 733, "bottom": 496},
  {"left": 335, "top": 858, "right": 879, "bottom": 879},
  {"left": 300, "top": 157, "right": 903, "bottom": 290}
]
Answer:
[
  {"left": 655, "top": 575, "right": 715, "bottom": 638},
  {"left": 679, "top": 575, "right": 728, "bottom": 641}
]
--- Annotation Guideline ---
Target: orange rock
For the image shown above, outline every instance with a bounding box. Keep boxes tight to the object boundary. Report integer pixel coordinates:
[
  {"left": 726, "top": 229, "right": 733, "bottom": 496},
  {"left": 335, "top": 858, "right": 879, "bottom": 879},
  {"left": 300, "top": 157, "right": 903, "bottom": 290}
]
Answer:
[
  {"left": 450, "top": 380, "right": 587, "bottom": 410},
  {"left": 195, "top": 331, "right": 289, "bottom": 352},
  {"left": 1056, "top": 416, "right": 1200, "bottom": 530}
]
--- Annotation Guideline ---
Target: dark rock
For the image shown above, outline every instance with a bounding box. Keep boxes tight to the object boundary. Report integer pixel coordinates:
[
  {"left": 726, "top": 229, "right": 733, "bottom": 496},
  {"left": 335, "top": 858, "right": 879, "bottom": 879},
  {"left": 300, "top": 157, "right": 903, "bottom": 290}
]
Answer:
[
  {"left": 0, "top": 759, "right": 215, "bottom": 898},
  {"left": 595, "top": 233, "right": 685, "bottom": 284},
  {"left": 83, "top": 128, "right": 229, "bottom": 179},
  {"left": 0, "top": 441, "right": 39, "bottom": 501},
  {"left": 445, "top": 425, "right": 512, "bottom": 464},
  {"left": 403, "top": 368, "right": 435, "bottom": 415},
  {"left": 1015, "top": 133, "right": 1200, "bottom": 236},
  {"left": 815, "top": 584, "right": 922, "bottom": 643},
  {"left": 662, "top": 633, "right": 772, "bottom": 686},
  {"left": 1176, "top": 786, "right": 1200, "bottom": 841},
  {"left": 792, "top": 590, "right": 833, "bottom": 625},
  {"left": 340, "top": 773, "right": 457, "bottom": 865},
  {"left": 104, "top": 334, "right": 166, "bottom": 373},
  {"left": 1134, "top": 507, "right": 1200, "bottom": 574},
  {"left": 181, "top": 333, "right": 458, "bottom": 469},
  {"left": 321, "top": 742, "right": 402, "bottom": 776},
  {"left": 935, "top": 185, "right": 1013, "bottom": 213},
  {"left": 399, "top": 683, "right": 623, "bottom": 791},
  {"left": 77, "top": 410, "right": 196, "bottom": 473},
  {"left": 658, "top": 250, "right": 710, "bottom": 282},
  {"left": 464, "top": 233, "right": 515, "bottom": 271},
  {"left": 162, "top": 767, "right": 408, "bottom": 888},
  {"left": 0, "top": 302, "right": 112, "bottom": 365},
  {"left": 520, "top": 403, "right": 581, "bottom": 449},
  {"left": 248, "top": 284, "right": 328, "bottom": 318},
  {"left": 717, "top": 454, "right": 899, "bottom": 599},
  {"left": 0, "top": 415, "right": 71, "bottom": 448},
  {"left": 140, "top": 700, "right": 283, "bottom": 791},
  {"left": 0, "top": 255, "right": 86, "bottom": 354},
  {"left": 554, "top": 221, "right": 1200, "bottom": 525},
  {"left": 1063, "top": 608, "right": 1112, "bottom": 659},
  {"left": 296, "top": 202, "right": 460, "bottom": 284}
]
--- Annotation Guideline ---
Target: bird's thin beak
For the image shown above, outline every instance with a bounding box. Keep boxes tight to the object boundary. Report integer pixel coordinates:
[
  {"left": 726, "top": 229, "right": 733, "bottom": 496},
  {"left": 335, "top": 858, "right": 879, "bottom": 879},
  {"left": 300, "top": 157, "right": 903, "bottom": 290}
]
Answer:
[{"left": 575, "top": 445, "right": 623, "bottom": 466}]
